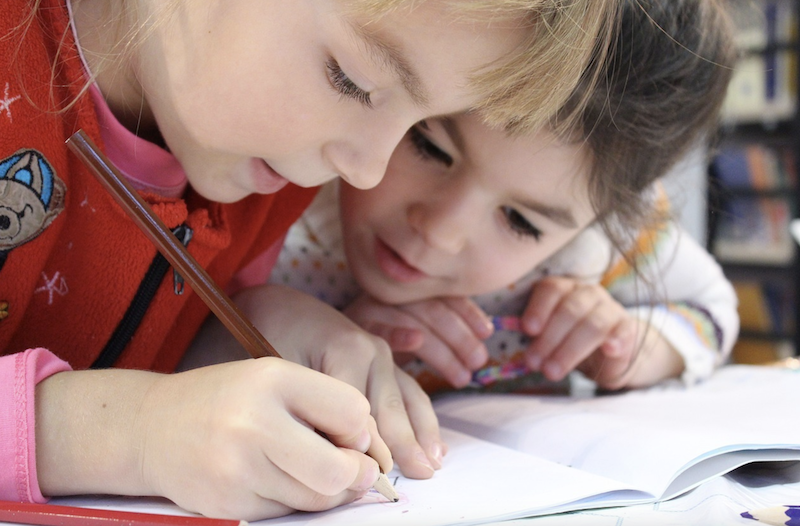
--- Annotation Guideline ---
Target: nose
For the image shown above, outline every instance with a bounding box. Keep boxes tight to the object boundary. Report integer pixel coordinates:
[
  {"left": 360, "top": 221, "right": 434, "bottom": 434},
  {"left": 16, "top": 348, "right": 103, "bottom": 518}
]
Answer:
[
  {"left": 322, "top": 120, "right": 410, "bottom": 190},
  {"left": 407, "top": 190, "right": 474, "bottom": 255}
]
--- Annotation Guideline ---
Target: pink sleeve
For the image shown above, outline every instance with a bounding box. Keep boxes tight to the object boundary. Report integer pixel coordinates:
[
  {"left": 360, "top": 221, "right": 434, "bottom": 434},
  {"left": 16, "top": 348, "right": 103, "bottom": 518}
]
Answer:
[{"left": 0, "top": 348, "right": 72, "bottom": 503}]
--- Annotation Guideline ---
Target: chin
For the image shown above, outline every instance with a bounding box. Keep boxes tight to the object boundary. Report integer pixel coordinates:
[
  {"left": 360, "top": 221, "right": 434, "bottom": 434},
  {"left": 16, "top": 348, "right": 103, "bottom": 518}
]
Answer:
[
  {"left": 354, "top": 266, "right": 427, "bottom": 305},
  {"left": 365, "top": 283, "right": 426, "bottom": 306},
  {"left": 189, "top": 180, "right": 245, "bottom": 204}
]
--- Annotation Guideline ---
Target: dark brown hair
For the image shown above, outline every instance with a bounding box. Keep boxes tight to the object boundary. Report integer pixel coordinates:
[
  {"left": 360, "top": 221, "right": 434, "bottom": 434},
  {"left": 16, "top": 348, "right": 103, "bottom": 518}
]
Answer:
[{"left": 560, "top": 0, "right": 736, "bottom": 251}]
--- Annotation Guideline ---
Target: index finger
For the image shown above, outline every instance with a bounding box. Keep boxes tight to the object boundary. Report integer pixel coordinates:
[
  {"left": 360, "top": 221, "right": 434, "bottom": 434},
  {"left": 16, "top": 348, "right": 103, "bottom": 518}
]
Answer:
[
  {"left": 281, "top": 362, "right": 376, "bottom": 449},
  {"left": 401, "top": 300, "right": 488, "bottom": 371},
  {"left": 365, "top": 353, "right": 437, "bottom": 480},
  {"left": 441, "top": 297, "right": 494, "bottom": 339},
  {"left": 522, "top": 277, "right": 578, "bottom": 334}
]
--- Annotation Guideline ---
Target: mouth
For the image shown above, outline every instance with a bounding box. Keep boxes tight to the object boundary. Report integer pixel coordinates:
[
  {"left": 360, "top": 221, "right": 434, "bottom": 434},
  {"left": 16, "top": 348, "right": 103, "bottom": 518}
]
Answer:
[
  {"left": 374, "top": 237, "right": 428, "bottom": 283},
  {"left": 250, "top": 158, "right": 289, "bottom": 194}
]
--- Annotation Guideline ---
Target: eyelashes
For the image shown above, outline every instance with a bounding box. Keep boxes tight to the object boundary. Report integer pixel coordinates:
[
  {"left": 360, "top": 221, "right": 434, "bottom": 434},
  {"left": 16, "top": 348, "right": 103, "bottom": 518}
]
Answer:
[
  {"left": 408, "top": 125, "right": 453, "bottom": 167},
  {"left": 326, "top": 58, "right": 372, "bottom": 108},
  {"left": 409, "top": 125, "right": 543, "bottom": 242},
  {"left": 502, "top": 206, "right": 542, "bottom": 241}
]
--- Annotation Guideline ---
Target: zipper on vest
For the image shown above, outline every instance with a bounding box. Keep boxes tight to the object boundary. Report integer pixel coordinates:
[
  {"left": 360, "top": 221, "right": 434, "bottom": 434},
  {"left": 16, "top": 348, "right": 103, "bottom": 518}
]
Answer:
[
  {"left": 91, "top": 224, "right": 193, "bottom": 369},
  {"left": 172, "top": 226, "right": 193, "bottom": 295}
]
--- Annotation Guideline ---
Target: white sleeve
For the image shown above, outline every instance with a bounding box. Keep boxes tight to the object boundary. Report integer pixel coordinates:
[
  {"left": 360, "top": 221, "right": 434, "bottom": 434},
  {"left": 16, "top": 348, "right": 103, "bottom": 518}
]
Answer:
[{"left": 605, "top": 221, "right": 740, "bottom": 384}]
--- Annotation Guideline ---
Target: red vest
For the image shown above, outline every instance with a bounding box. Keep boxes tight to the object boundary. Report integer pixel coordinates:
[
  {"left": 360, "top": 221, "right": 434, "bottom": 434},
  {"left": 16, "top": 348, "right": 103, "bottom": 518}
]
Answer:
[{"left": 0, "top": 0, "right": 316, "bottom": 371}]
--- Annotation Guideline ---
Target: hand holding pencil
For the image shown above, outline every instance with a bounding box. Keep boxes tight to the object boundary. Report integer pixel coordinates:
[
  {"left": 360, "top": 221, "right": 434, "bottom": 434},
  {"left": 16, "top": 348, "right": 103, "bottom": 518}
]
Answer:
[
  {"left": 63, "top": 130, "right": 457, "bottom": 518},
  {"left": 51, "top": 131, "right": 413, "bottom": 521}
]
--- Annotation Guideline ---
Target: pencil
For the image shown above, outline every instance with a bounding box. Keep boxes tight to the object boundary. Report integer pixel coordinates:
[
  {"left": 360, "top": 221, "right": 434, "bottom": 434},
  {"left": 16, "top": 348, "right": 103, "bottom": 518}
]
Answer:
[
  {"left": 67, "top": 130, "right": 279, "bottom": 360},
  {"left": 66, "top": 130, "right": 398, "bottom": 503},
  {"left": 0, "top": 500, "right": 247, "bottom": 526},
  {"left": 741, "top": 505, "right": 800, "bottom": 526}
]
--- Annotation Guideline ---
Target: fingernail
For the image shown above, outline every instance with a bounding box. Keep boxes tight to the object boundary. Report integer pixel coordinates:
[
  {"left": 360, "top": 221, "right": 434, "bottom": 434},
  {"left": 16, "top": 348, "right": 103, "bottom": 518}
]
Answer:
[
  {"left": 604, "top": 339, "right": 621, "bottom": 356},
  {"left": 415, "top": 450, "right": 435, "bottom": 474},
  {"left": 524, "top": 317, "right": 541, "bottom": 334},
  {"left": 428, "top": 443, "right": 443, "bottom": 470},
  {"left": 481, "top": 316, "right": 494, "bottom": 336},
  {"left": 527, "top": 354, "right": 542, "bottom": 371},
  {"left": 469, "top": 345, "right": 488, "bottom": 369},
  {"left": 455, "top": 369, "right": 472, "bottom": 387},
  {"left": 355, "top": 428, "right": 371, "bottom": 452},
  {"left": 543, "top": 361, "right": 562, "bottom": 380}
]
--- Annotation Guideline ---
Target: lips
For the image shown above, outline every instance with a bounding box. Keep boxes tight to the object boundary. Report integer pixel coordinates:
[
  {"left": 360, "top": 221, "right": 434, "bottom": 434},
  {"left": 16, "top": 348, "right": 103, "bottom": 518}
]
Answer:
[
  {"left": 374, "top": 237, "right": 428, "bottom": 283},
  {"left": 250, "top": 158, "right": 289, "bottom": 194}
]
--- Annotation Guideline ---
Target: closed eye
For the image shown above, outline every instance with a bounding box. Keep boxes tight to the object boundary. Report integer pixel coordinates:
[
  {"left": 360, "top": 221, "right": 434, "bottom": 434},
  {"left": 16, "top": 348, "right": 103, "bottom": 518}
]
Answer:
[
  {"left": 326, "top": 58, "right": 372, "bottom": 108},
  {"left": 502, "top": 206, "right": 542, "bottom": 241}
]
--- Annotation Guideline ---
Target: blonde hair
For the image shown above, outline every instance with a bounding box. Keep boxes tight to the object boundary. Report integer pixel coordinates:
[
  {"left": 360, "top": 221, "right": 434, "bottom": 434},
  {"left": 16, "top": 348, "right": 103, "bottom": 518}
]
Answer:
[
  {"left": 13, "top": 0, "right": 167, "bottom": 113},
  {"left": 21, "top": 0, "right": 616, "bottom": 133},
  {"left": 352, "top": 0, "right": 618, "bottom": 135}
]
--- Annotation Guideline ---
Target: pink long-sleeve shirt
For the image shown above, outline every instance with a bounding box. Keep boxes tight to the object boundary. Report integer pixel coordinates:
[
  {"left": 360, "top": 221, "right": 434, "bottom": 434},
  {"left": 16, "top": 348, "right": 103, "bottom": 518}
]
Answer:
[{"left": 0, "top": 349, "right": 71, "bottom": 502}]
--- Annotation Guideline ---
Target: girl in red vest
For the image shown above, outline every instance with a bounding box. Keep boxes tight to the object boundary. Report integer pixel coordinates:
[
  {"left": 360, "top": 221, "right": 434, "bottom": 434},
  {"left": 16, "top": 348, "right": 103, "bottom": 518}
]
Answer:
[{"left": 0, "top": 0, "right": 616, "bottom": 520}]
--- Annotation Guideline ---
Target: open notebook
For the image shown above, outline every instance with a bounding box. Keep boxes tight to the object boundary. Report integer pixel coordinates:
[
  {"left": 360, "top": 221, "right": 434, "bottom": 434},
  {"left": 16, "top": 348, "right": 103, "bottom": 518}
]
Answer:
[{"left": 41, "top": 365, "right": 800, "bottom": 526}]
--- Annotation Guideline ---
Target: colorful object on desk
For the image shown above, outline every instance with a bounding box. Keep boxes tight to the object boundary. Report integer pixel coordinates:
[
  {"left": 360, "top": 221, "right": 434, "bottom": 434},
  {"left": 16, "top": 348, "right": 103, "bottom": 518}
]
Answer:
[
  {"left": 470, "top": 316, "right": 529, "bottom": 386},
  {"left": 471, "top": 359, "right": 531, "bottom": 386},
  {"left": 491, "top": 315, "right": 522, "bottom": 332},
  {"left": 0, "top": 500, "right": 246, "bottom": 526},
  {"left": 742, "top": 505, "right": 800, "bottom": 526},
  {"left": 65, "top": 130, "right": 398, "bottom": 504}
]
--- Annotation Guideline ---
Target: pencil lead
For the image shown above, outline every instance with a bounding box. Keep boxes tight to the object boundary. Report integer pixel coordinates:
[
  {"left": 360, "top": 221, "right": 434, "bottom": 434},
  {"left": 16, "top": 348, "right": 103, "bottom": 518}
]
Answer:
[{"left": 372, "top": 470, "right": 399, "bottom": 502}]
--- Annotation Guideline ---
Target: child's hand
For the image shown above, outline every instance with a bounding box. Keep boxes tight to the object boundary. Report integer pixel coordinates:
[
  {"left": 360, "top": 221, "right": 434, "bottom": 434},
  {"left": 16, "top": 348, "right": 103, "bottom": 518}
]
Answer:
[
  {"left": 522, "top": 276, "right": 640, "bottom": 389},
  {"left": 344, "top": 294, "right": 493, "bottom": 388},
  {"left": 142, "top": 361, "right": 389, "bottom": 519},
  {"left": 574, "top": 316, "right": 686, "bottom": 390},
  {"left": 35, "top": 361, "right": 385, "bottom": 521},
  {"left": 230, "top": 285, "right": 445, "bottom": 480}
]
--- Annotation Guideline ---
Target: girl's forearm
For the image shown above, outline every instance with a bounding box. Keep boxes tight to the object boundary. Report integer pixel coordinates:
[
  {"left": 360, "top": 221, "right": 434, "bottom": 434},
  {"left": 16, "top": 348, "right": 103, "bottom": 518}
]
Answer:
[{"left": 35, "top": 369, "right": 161, "bottom": 497}]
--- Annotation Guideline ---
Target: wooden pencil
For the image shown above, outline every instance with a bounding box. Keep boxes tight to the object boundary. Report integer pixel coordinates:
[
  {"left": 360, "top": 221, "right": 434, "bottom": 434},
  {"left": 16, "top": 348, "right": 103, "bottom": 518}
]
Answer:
[
  {"left": 66, "top": 129, "right": 398, "bottom": 503},
  {"left": 66, "top": 130, "right": 278, "bottom": 360},
  {"left": 0, "top": 500, "right": 247, "bottom": 526},
  {"left": 741, "top": 505, "right": 800, "bottom": 526}
]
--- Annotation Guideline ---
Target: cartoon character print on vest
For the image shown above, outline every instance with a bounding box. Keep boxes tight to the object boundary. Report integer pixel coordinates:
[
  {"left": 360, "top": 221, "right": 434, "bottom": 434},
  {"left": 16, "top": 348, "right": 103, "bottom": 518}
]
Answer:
[{"left": 0, "top": 149, "right": 66, "bottom": 271}]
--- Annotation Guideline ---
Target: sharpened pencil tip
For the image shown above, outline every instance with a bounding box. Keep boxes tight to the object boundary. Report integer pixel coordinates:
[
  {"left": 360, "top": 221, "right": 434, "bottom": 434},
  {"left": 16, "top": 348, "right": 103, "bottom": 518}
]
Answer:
[{"left": 372, "top": 471, "right": 399, "bottom": 502}]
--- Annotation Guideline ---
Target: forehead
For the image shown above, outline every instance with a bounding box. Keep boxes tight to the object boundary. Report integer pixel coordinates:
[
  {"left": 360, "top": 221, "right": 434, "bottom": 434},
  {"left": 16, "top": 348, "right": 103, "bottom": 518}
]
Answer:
[
  {"left": 456, "top": 114, "right": 595, "bottom": 218},
  {"left": 344, "top": 2, "right": 528, "bottom": 114}
]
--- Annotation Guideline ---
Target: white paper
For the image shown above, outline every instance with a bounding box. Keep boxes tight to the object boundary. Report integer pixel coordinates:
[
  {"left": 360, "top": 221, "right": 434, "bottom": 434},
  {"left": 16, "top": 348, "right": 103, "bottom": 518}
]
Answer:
[{"left": 30, "top": 365, "right": 800, "bottom": 526}]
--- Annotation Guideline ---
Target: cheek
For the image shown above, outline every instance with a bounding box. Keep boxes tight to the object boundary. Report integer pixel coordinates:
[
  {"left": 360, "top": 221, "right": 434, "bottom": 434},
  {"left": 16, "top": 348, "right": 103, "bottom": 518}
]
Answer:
[
  {"left": 342, "top": 171, "right": 409, "bottom": 224},
  {"left": 460, "top": 244, "right": 548, "bottom": 297},
  {"left": 339, "top": 187, "right": 390, "bottom": 255},
  {"left": 171, "top": 56, "right": 323, "bottom": 156}
]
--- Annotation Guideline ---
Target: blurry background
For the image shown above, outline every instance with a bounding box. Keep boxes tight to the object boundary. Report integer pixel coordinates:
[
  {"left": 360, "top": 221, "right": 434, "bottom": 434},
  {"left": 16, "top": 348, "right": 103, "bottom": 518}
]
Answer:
[{"left": 685, "top": 0, "right": 799, "bottom": 364}]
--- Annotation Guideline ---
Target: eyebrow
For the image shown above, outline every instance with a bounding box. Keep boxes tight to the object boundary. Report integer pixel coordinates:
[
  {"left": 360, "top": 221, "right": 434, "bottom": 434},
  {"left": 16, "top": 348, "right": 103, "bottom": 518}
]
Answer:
[
  {"left": 348, "top": 21, "right": 430, "bottom": 107},
  {"left": 517, "top": 199, "right": 578, "bottom": 229}
]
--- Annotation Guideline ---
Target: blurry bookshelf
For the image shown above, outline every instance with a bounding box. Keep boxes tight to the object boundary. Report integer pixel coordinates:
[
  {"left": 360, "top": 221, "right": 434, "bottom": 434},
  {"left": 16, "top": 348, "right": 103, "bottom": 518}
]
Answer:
[
  {"left": 708, "top": 0, "right": 800, "bottom": 363},
  {"left": 721, "top": 0, "right": 797, "bottom": 125}
]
